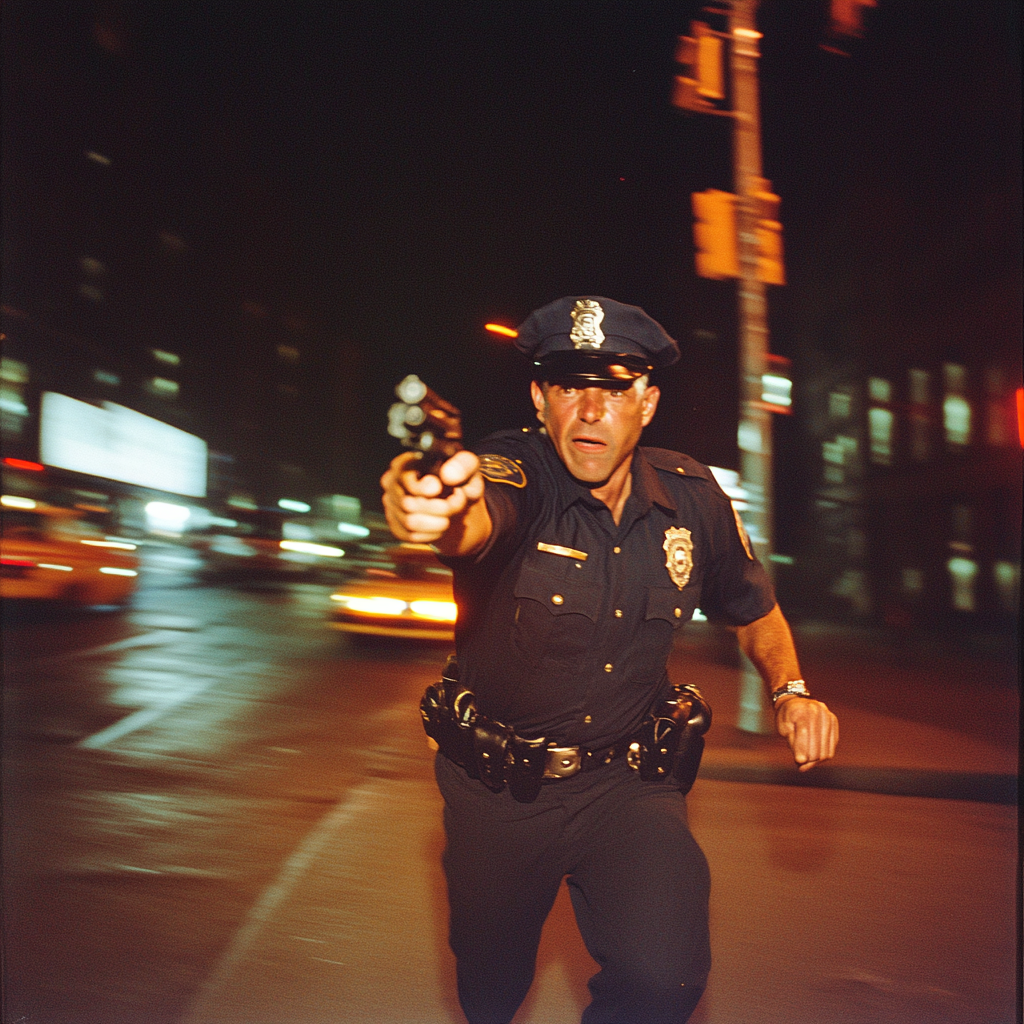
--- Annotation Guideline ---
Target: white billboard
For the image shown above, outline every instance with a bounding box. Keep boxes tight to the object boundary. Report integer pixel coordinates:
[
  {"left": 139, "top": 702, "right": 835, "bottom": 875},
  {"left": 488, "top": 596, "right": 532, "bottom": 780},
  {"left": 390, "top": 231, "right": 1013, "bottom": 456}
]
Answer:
[{"left": 40, "top": 392, "right": 208, "bottom": 497}]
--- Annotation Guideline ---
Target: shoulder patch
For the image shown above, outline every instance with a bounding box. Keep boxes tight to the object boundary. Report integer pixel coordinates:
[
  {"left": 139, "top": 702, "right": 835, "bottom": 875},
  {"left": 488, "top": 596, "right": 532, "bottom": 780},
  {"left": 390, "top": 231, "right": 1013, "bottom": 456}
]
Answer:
[{"left": 479, "top": 453, "right": 527, "bottom": 487}]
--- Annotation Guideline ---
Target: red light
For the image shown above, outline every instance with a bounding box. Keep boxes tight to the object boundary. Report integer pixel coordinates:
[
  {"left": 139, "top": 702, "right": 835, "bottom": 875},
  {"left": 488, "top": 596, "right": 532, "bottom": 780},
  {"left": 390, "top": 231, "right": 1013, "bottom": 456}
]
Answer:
[
  {"left": 1, "top": 557, "right": 36, "bottom": 567},
  {"left": 3, "top": 458, "right": 44, "bottom": 471},
  {"left": 484, "top": 323, "right": 518, "bottom": 339},
  {"left": 1017, "top": 388, "right": 1024, "bottom": 448}
]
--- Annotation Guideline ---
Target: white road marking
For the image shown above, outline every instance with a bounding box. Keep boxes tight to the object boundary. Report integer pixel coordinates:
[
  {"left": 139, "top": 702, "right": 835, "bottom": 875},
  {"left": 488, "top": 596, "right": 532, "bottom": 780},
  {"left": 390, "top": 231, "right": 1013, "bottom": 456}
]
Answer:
[
  {"left": 78, "top": 673, "right": 218, "bottom": 749},
  {"left": 183, "top": 782, "right": 384, "bottom": 1022}
]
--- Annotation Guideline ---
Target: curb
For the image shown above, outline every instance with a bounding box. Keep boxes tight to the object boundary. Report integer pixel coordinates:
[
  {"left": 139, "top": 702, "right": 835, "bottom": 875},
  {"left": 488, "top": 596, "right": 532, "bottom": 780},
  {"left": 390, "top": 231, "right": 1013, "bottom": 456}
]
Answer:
[{"left": 698, "top": 763, "right": 1017, "bottom": 805}]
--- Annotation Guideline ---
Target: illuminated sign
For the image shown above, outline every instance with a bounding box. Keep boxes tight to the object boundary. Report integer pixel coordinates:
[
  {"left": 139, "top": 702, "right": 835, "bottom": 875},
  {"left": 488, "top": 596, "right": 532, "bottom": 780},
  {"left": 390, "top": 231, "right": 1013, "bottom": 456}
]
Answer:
[{"left": 40, "top": 393, "right": 208, "bottom": 497}]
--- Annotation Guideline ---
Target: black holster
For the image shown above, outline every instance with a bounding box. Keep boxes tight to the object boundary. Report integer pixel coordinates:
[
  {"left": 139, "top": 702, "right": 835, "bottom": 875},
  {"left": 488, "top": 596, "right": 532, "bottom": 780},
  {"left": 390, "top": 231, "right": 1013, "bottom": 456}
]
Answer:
[
  {"left": 421, "top": 657, "right": 545, "bottom": 799},
  {"left": 634, "top": 684, "right": 712, "bottom": 794}
]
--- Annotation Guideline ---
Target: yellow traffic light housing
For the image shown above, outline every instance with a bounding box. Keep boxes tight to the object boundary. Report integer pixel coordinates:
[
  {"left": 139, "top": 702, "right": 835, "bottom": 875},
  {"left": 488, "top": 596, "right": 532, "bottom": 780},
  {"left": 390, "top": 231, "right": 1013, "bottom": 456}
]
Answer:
[
  {"left": 753, "top": 189, "right": 786, "bottom": 285},
  {"left": 672, "top": 22, "right": 729, "bottom": 113},
  {"left": 692, "top": 189, "right": 739, "bottom": 280}
]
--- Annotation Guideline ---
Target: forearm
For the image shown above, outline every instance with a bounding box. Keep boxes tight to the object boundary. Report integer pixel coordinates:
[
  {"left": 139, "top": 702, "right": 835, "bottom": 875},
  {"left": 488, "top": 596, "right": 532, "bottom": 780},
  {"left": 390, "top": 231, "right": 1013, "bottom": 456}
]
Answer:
[{"left": 733, "top": 603, "right": 801, "bottom": 694}]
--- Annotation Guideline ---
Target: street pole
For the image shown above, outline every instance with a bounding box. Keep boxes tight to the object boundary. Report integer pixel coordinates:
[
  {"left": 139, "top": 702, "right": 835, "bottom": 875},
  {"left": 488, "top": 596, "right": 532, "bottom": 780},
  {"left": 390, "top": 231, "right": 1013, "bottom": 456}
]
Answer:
[{"left": 729, "top": 0, "right": 775, "bottom": 733}]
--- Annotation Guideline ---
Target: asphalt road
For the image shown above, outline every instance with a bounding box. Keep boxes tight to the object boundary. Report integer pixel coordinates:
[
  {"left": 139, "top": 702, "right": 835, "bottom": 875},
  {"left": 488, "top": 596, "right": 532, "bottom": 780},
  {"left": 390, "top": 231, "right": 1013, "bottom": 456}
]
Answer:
[{"left": 2, "top": 566, "right": 1018, "bottom": 1024}]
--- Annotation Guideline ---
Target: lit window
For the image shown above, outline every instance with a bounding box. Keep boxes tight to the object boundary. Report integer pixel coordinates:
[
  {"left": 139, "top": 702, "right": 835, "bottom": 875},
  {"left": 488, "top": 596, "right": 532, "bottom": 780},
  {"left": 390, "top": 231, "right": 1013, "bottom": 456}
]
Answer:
[
  {"left": 908, "top": 368, "right": 930, "bottom": 461},
  {"left": 80, "top": 256, "right": 106, "bottom": 275},
  {"left": 1, "top": 358, "right": 29, "bottom": 384},
  {"left": 79, "top": 284, "right": 104, "bottom": 303},
  {"left": 993, "top": 561, "right": 1019, "bottom": 614},
  {"left": 943, "top": 395, "right": 971, "bottom": 446},
  {"left": 902, "top": 567, "right": 924, "bottom": 595},
  {"left": 942, "top": 363, "right": 971, "bottom": 446},
  {"left": 868, "top": 407, "right": 893, "bottom": 464},
  {"left": 146, "top": 377, "right": 179, "bottom": 398},
  {"left": 822, "top": 435, "right": 857, "bottom": 483},
  {"left": 0, "top": 386, "right": 28, "bottom": 416},
  {"left": 151, "top": 349, "right": 181, "bottom": 366},
  {"left": 277, "top": 345, "right": 300, "bottom": 363},
  {"left": 828, "top": 392, "right": 851, "bottom": 419},
  {"left": 868, "top": 377, "right": 891, "bottom": 403},
  {"left": 946, "top": 557, "right": 978, "bottom": 612},
  {"left": 93, "top": 369, "right": 120, "bottom": 386}
]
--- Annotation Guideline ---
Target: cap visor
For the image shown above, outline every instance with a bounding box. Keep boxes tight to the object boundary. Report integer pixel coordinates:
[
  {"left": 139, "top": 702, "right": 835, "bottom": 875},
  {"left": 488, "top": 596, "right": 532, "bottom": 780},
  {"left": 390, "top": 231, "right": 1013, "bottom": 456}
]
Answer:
[{"left": 534, "top": 351, "right": 651, "bottom": 388}]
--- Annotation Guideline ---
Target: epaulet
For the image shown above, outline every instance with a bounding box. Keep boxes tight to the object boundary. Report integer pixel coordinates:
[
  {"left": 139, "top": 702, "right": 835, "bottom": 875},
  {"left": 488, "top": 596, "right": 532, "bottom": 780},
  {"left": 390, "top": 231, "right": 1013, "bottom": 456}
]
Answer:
[{"left": 641, "top": 447, "right": 713, "bottom": 481}]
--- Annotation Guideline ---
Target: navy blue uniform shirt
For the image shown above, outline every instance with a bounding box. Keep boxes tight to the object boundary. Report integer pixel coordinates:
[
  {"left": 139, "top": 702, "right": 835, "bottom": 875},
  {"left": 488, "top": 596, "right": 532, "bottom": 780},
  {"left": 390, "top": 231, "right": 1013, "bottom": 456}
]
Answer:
[{"left": 441, "top": 428, "right": 776, "bottom": 750}]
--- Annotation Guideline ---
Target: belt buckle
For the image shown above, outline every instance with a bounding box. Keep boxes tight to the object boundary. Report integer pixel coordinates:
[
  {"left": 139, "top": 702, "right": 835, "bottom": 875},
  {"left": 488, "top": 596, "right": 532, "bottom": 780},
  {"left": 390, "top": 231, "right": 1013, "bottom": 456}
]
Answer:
[{"left": 544, "top": 746, "right": 582, "bottom": 779}]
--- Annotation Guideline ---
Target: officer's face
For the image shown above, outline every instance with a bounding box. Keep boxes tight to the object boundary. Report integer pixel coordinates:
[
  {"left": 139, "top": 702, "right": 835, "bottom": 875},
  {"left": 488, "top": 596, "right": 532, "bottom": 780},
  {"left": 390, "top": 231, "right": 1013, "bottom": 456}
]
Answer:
[{"left": 531, "top": 378, "right": 660, "bottom": 486}]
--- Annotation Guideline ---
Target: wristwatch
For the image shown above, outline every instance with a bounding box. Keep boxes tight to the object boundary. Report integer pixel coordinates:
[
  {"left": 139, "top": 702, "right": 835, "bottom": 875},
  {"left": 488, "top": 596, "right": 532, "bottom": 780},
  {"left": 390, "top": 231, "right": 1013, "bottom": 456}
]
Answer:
[{"left": 770, "top": 679, "right": 811, "bottom": 709}]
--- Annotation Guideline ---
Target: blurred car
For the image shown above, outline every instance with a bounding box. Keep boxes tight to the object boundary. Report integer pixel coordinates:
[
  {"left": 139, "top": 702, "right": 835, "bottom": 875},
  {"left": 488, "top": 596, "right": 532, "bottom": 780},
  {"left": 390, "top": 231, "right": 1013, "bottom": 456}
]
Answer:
[
  {"left": 0, "top": 496, "right": 140, "bottom": 607},
  {"left": 194, "top": 507, "right": 345, "bottom": 580},
  {"left": 329, "top": 543, "right": 457, "bottom": 640}
]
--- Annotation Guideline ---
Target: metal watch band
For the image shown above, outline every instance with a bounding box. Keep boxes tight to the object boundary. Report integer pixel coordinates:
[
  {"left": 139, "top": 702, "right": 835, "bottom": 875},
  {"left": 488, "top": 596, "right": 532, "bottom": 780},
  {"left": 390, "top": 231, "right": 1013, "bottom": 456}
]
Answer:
[{"left": 770, "top": 679, "right": 811, "bottom": 708}]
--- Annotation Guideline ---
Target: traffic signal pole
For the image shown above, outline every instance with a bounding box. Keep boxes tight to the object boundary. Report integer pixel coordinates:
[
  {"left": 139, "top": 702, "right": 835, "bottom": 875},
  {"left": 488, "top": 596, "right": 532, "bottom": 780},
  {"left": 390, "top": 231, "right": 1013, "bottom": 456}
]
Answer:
[
  {"left": 731, "top": 1, "right": 775, "bottom": 733},
  {"left": 676, "top": 1, "right": 780, "bottom": 731}
]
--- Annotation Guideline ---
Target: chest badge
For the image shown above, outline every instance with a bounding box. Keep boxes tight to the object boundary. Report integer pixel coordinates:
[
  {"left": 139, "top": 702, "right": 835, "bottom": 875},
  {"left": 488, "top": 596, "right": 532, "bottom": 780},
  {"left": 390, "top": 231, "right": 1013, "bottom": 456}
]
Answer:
[{"left": 663, "top": 527, "right": 694, "bottom": 590}]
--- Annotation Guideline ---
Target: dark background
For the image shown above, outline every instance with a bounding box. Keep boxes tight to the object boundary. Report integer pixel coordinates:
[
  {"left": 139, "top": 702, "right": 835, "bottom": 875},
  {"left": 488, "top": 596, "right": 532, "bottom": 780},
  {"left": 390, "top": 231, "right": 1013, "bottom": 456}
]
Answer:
[{"left": 3, "top": 1, "right": 1021, "bottom": 510}]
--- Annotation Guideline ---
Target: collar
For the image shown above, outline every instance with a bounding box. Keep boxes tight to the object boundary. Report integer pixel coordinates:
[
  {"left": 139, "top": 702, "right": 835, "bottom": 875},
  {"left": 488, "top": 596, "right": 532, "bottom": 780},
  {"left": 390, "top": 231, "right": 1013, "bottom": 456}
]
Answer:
[{"left": 547, "top": 440, "right": 678, "bottom": 517}]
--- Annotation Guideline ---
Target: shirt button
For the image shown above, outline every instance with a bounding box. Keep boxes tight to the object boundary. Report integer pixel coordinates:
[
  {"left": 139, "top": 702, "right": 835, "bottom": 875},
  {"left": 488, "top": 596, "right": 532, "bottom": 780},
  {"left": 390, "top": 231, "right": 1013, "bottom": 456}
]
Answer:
[
  {"left": 613, "top": 546, "right": 621, "bottom": 554},
  {"left": 614, "top": 609, "right": 623, "bottom": 618},
  {"left": 604, "top": 663, "right": 613, "bottom": 672},
  {"left": 551, "top": 594, "right": 564, "bottom": 605},
  {"left": 584, "top": 715, "right": 592, "bottom": 724},
  {"left": 674, "top": 607, "right": 682, "bottom": 618}
]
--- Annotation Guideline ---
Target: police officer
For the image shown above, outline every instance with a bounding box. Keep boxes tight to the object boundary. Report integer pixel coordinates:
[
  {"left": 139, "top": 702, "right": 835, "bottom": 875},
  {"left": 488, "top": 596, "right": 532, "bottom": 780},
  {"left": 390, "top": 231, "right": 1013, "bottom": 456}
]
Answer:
[{"left": 381, "top": 296, "right": 838, "bottom": 1024}]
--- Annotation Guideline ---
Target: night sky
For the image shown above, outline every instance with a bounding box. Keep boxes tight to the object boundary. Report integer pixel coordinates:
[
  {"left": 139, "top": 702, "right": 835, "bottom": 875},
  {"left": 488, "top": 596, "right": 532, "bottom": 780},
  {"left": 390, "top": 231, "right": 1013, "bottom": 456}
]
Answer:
[{"left": 3, "top": 1, "right": 1021, "bottom": 505}]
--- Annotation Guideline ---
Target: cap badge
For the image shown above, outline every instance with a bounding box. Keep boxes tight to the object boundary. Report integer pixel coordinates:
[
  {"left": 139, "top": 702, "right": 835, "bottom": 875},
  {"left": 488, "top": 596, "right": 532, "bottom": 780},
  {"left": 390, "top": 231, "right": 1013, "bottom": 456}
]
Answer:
[
  {"left": 569, "top": 299, "right": 605, "bottom": 350},
  {"left": 663, "top": 527, "right": 694, "bottom": 590}
]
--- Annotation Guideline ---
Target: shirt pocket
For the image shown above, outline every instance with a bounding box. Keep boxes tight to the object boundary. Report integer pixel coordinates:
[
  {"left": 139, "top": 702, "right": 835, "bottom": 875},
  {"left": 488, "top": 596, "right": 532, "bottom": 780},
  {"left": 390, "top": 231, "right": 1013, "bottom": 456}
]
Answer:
[
  {"left": 511, "top": 561, "right": 600, "bottom": 670},
  {"left": 645, "top": 586, "right": 699, "bottom": 628}
]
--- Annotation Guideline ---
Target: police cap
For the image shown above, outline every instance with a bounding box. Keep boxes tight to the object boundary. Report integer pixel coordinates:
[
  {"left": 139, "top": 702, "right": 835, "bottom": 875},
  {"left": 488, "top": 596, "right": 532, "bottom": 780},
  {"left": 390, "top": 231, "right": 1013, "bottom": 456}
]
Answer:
[{"left": 515, "top": 296, "right": 680, "bottom": 388}]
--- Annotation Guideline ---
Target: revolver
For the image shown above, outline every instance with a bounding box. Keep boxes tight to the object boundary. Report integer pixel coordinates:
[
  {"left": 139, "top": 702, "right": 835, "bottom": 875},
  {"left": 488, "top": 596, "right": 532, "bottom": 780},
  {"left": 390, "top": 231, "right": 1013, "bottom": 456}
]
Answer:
[{"left": 388, "top": 374, "right": 464, "bottom": 478}]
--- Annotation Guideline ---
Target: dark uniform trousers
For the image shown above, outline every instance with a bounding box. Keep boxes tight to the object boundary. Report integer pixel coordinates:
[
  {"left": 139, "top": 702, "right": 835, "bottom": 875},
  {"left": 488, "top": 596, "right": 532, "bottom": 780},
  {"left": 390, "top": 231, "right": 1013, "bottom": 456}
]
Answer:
[{"left": 436, "top": 751, "right": 711, "bottom": 1024}]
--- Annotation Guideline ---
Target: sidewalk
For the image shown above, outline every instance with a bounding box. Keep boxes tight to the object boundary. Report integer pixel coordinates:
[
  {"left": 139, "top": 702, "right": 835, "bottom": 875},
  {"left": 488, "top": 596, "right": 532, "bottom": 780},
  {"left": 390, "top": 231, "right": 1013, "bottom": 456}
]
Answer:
[
  {"left": 182, "top": 625, "right": 1018, "bottom": 1024},
  {"left": 682, "top": 620, "right": 1018, "bottom": 805}
]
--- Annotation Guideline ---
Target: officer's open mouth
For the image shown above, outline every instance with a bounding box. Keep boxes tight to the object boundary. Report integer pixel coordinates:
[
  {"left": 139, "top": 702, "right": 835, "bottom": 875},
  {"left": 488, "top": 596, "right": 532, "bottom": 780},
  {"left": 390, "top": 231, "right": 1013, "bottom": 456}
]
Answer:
[{"left": 572, "top": 437, "right": 607, "bottom": 452}]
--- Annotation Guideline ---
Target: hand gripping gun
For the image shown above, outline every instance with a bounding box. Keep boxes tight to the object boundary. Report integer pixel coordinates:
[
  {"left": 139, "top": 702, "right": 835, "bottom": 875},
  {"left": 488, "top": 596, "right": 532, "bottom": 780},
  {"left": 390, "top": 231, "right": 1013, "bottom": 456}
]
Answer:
[{"left": 387, "top": 375, "right": 464, "bottom": 478}]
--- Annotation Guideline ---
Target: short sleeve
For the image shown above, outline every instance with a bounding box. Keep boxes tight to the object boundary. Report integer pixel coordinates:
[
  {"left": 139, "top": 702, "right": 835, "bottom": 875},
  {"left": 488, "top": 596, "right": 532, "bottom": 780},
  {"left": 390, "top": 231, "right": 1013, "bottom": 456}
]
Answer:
[{"left": 695, "top": 486, "right": 776, "bottom": 626}]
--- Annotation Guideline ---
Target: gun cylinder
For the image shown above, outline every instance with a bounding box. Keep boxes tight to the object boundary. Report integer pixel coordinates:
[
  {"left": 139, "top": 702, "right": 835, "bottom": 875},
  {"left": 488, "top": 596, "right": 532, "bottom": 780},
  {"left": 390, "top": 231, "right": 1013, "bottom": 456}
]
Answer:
[{"left": 396, "top": 374, "right": 428, "bottom": 405}]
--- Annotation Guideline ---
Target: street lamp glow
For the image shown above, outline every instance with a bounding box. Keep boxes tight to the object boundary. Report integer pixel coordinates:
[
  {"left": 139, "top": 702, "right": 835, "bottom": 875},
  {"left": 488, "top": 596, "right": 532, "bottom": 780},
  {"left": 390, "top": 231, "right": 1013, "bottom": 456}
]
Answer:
[{"left": 485, "top": 323, "right": 518, "bottom": 338}]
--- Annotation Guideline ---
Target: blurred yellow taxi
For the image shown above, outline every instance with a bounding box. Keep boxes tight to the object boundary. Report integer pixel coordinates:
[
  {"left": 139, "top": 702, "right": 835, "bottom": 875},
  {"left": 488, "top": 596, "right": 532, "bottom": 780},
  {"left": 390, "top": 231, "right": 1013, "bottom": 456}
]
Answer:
[
  {"left": 329, "top": 543, "right": 456, "bottom": 640},
  {"left": 1, "top": 495, "right": 140, "bottom": 607}
]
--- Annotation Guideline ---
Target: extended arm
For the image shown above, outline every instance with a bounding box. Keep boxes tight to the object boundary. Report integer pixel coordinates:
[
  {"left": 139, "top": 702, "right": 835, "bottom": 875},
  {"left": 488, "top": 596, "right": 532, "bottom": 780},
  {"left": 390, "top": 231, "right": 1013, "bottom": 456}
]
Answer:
[
  {"left": 734, "top": 603, "right": 839, "bottom": 771},
  {"left": 381, "top": 450, "right": 493, "bottom": 558}
]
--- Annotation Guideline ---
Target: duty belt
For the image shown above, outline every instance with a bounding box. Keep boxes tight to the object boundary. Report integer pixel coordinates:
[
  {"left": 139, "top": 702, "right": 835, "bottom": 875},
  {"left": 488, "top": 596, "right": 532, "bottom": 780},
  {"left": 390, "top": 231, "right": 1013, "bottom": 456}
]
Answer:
[{"left": 420, "top": 656, "right": 712, "bottom": 804}]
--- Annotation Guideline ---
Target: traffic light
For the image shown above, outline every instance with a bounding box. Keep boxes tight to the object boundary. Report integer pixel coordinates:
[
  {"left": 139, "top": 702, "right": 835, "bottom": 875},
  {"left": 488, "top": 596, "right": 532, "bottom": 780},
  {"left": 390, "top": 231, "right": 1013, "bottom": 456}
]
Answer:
[
  {"left": 672, "top": 22, "right": 728, "bottom": 113},
  {"left": 753, "top": 189, "right": 785, "bottom": 285},
  {"left": 692, "top": 189, "right": 739, "bottom": 280}
]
